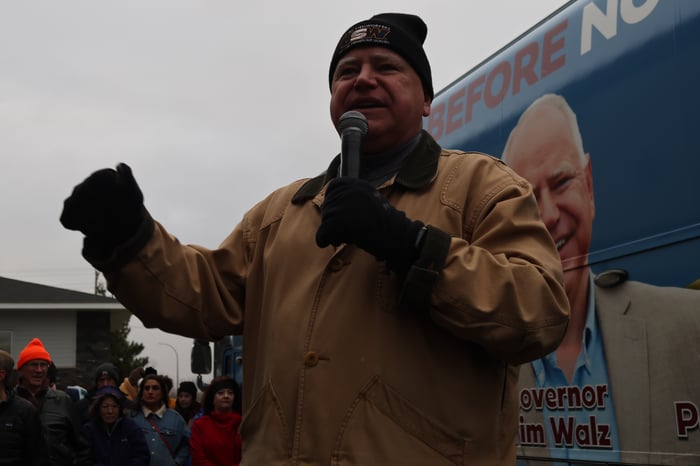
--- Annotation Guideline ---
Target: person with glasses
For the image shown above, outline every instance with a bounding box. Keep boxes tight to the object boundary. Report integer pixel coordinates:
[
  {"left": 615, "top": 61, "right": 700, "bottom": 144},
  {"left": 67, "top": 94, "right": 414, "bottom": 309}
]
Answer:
[
  {"left": 131, "top": 374, "right": 190, "bottom": 466},
  {"left": 82, "top": 385, "right": 149, "bottom": 466},
  {"left": 16, "top": 337, "right": 90, "bottom": 466}
]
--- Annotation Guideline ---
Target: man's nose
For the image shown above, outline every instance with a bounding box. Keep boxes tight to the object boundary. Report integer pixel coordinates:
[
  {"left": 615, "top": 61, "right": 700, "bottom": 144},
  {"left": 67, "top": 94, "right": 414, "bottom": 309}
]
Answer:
[
  {"left": 538, "top": 190, "right": 559, "bottom": 230},
  {"left": 354, "top": 64, "right": 377, "bottom": 88}
]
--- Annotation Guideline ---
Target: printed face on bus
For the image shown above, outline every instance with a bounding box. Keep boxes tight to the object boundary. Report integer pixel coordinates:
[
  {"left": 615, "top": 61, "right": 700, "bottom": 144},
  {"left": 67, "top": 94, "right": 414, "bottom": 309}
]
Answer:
[
  {"left": 502, "top": 103, "right": 595, "bottom": 290},
  {"left": 330, "top": 47, "right": 431, "bottom": 155}
]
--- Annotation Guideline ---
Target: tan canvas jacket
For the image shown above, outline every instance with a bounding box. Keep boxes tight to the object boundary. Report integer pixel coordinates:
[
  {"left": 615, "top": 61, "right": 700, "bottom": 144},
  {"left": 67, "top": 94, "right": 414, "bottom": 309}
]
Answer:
[{"left": 106, "top": 131, "right": 569, "bottom": 465}]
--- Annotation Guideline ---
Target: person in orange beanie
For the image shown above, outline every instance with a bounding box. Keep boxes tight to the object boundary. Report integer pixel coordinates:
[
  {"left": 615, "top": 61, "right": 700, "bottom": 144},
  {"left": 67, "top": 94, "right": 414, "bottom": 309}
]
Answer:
[
  {"left": 16, "top": 337, "right": 51, "bottom": 371},
  {"left": 16, "top": 338, "right": 90, "bottom": 466}
]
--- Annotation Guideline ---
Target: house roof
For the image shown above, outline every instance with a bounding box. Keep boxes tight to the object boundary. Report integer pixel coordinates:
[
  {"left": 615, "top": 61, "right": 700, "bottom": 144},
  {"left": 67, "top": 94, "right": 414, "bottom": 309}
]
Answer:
[{"left": 0, "top": 276, "right": 124, "bottom": 309}]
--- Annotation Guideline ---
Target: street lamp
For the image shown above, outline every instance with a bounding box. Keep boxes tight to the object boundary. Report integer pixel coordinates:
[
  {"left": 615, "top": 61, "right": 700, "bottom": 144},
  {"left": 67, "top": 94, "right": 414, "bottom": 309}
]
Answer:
[{"left": 158, "top": 342, "right": 179, "bottom": 388}]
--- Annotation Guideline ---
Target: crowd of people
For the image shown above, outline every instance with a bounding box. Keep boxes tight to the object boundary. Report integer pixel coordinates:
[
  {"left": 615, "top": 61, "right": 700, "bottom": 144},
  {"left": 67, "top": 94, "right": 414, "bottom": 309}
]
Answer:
[{"left": 0, "top": 337, "right": 242, "bottom": 466}]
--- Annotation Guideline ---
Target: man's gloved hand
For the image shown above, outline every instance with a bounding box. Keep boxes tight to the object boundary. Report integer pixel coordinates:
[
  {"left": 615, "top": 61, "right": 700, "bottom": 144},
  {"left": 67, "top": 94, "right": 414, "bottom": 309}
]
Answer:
[
  {"left": 60, "top": 163, "right": 146, "bottom": 261},
  {"left": 316, "top": 177, "right": 424, "bottom": 274},
  {"left": 128, "top": 367, "right": 145, "bottom": 387}
]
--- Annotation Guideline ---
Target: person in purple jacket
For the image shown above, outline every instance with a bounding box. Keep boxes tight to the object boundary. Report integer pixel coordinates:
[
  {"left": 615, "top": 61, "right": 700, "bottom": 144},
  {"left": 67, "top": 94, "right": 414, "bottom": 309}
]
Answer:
[{"left": 82, "top": 385, "right": 150, "bottom": 466}]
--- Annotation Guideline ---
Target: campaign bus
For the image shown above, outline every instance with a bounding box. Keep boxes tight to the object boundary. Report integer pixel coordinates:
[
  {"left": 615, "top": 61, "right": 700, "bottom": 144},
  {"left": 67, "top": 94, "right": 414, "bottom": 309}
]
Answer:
[
  {"left": 192, "top": 1, "right": 700, "bottom": 463},
  {"left": 427, "top": 0, "right": 700, "bottom": 464}
]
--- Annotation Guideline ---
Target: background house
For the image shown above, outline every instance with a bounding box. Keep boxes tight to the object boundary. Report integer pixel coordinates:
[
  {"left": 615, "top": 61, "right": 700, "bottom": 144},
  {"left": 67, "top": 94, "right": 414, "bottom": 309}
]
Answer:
[{"left": 0, "top": 275, "right": 129, "bottom": 388}]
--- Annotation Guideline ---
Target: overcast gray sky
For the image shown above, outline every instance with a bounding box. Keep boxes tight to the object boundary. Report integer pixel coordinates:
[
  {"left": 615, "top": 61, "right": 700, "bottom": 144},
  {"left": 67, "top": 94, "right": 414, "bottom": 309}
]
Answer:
[{"left": 1, "top": 0, "right": 567, "bottom": 385}]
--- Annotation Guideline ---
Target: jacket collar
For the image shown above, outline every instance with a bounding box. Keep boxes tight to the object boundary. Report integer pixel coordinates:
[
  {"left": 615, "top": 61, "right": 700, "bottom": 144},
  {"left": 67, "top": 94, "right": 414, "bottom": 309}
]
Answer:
[
  {"left": 291, "top": 129, "right": 441, "bottom": 204},
  {"left": 142, "top": 403, "right": 167, "bottom": 419}
]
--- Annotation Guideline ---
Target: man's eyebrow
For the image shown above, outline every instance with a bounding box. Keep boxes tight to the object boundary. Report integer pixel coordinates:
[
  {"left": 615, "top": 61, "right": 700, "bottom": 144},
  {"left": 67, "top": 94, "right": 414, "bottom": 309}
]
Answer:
[
  {"left": 547, "top": 167, "right": 569, "bottom": 181},
  {"left": 336, "top": 51, "right": 398, "bottom": 66}
]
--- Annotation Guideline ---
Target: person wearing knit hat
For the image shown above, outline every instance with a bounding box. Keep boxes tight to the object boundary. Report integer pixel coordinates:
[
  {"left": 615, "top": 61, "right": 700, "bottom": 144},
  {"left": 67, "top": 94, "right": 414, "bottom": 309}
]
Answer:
[
  {"left": 16, "top": 338, "right": 91, "bottom": 465},
  {"left": 327, "top": 12, "right": 434, "bottom": 159},
  {"left": 174, "top": 380, "right": 201, "bottom": 427},
  {"left": 76, "top": 362, "right": 124, "bottom": 424},
  {"left": 16, "top": 338, "right": 52, "bottom": 398},
  {"left": 61, "top": 11, "right": 568, "bottom": 465}
]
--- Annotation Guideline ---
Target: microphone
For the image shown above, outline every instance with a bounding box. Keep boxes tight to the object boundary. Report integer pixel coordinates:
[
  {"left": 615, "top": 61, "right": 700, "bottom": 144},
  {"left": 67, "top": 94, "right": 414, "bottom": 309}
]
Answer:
[{"left": 338, "top": 111, "right": 368, "bottom": 178}]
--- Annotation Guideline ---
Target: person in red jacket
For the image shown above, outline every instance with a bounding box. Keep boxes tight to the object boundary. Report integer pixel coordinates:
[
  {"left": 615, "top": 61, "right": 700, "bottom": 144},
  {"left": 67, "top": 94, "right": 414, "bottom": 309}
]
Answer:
[{"left": 189, "top": 376, "right": 242, "bottom": 466}]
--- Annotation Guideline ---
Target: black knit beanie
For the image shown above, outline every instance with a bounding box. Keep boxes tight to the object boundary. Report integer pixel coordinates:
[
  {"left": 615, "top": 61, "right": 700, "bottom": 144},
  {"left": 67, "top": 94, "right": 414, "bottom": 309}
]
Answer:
[
  {"left": 177, "top": 381, "right": 197, "bottom": 398},
  {"left": 329, "top": 13, "right": 433, "bottom": 98},
  {"left": 94, "top": 362, "right": 119, "bottom": 384},
  {"left": 210, "top": 377, "right": 237, "bottom": 394}
]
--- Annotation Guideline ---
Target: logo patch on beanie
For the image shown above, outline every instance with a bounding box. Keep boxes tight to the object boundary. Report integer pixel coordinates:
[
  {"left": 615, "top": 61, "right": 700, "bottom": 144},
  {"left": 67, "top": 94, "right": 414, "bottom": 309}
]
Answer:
[{"left": 338, "top": 23, "right": 391, "bottom": 53}]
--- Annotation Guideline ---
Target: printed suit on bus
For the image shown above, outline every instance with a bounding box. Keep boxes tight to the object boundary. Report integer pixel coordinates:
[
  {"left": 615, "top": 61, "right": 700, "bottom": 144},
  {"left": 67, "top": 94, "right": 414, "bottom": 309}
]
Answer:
[{"left": 518, "top": 279, "right": 700, "bottom": 465}]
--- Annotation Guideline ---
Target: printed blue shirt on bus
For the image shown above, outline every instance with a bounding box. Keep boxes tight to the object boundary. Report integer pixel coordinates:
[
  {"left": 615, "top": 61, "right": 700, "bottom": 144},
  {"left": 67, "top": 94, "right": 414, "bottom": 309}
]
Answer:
[{"left": 532, "top": 274, "right": 621, "bottom": 464}]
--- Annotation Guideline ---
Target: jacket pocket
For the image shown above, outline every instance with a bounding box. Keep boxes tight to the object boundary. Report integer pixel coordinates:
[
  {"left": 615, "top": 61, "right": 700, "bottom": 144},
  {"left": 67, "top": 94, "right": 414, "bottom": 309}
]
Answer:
[
  {"left": 239, "top": 380, "right": 290, "bottom": 464},
  {"left": 332, "top": 376, "right": 469, "bottom": 466}
]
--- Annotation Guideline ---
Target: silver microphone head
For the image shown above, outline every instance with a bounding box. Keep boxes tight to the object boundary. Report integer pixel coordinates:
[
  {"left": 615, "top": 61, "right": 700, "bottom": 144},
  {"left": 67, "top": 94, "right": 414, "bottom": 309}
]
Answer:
[{"left": 338, "top": 111, "right": 368, "bottom": 135}]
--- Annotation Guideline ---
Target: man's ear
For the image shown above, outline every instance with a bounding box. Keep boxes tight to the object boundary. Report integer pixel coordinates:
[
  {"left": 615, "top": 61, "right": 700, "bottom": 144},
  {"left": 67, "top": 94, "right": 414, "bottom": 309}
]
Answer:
[{"left": 423, "top": 95, "right": 432, "bottom": 117}]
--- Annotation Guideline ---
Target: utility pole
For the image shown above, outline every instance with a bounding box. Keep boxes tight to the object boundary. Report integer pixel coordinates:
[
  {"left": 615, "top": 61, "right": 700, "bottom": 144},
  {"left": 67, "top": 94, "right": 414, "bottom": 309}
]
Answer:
[
  {"left": 158, "top": 342, "right": 180, "bottom": 388},
  {"left": 94, "top": 270, "right": 106, "bottom": 296}
]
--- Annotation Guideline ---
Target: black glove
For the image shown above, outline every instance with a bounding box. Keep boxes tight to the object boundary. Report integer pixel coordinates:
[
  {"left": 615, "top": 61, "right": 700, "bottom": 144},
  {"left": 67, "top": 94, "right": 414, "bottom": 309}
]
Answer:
[
  {"left": 128, "top": 367, "right": 145, "bottom": 386},
  {"left": 60, "top": 163, "right": 147, "bottom": 265},
  {"left": 316, "top": 177, "right": 424, "bottom": 275}
]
